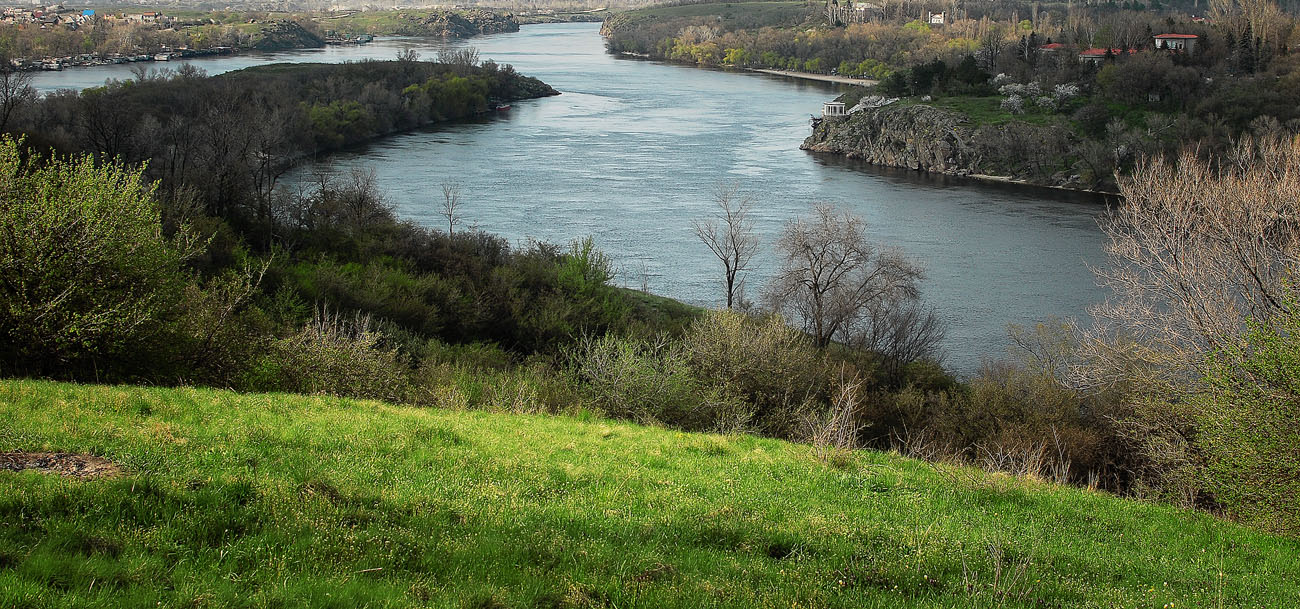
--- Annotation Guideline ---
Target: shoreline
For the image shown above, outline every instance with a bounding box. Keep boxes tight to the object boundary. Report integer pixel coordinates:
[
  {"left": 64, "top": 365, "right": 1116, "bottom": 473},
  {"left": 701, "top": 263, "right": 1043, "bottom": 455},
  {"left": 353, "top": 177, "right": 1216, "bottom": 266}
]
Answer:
[
  {"left": 749, "top": 68, "right": 878, "bottom": 87},
  {"left": 965, "top": 172, "right": 1120, "bottom": 196}
]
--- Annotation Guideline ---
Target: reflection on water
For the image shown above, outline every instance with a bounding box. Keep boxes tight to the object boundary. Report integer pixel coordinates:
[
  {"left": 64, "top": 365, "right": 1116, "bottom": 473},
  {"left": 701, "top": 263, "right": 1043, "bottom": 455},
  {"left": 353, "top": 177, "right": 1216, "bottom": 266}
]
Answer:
[{"left": 33, "top": 23, "right": 1110, "bottom": 374}]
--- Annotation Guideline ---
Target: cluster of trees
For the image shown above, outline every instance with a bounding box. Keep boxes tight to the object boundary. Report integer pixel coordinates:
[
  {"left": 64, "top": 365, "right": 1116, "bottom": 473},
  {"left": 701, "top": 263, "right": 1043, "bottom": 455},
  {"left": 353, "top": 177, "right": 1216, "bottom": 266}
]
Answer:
[
  {"left": 604, "top": 14, "right": 929, "bottom": 76},
  {"left": 0, "top": 133, "right": 657, "bottom": 387}
]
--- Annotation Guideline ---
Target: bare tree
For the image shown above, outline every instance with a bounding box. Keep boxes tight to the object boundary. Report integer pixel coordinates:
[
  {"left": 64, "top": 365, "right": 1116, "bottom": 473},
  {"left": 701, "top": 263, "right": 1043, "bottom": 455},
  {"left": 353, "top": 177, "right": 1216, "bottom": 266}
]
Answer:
[
  {"left": 850, "top": 300, "right": 946, "bottom": 373},
  {"left": 766, "top": 204, "right": 924, "bottom": 349},
  {"left": 1080, "top": 135, "right": 1300, "bottom": 386},
  {"left": 0, "top": 53, "right": 35, "bottom": 133},
  {"left": 439, "top": 181, "right": 463, "bottom": 235},
  {"left": 396, "top": 48, "right": 421, "bottom": 62},
  {"left": 692, "top": 183, "right": 759, "bottom": 309},
  {"left": 438, "top": 46, "right": 480, "bottom": 67}
]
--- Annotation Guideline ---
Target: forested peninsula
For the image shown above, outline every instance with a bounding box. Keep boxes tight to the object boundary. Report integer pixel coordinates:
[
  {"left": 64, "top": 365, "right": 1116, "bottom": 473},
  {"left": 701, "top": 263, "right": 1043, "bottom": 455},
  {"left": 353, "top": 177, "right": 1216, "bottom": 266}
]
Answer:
[{"left": 7, "top": 58, "right": 556, "bottom": 212}]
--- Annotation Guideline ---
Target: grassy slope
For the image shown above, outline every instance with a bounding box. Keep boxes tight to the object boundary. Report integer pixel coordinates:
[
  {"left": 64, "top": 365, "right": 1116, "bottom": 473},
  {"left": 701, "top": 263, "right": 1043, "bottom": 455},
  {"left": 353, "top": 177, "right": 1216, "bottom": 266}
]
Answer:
[{"left": 1, "top": 380, "right": 1297, "bottom": 608}]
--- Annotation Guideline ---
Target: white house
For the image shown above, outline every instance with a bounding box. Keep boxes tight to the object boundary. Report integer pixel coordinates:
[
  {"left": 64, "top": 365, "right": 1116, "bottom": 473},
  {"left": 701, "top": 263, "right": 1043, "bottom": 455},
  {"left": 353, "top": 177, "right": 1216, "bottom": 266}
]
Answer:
[{"left": 822, "top": 101, "right": 846, "bottom": 117}]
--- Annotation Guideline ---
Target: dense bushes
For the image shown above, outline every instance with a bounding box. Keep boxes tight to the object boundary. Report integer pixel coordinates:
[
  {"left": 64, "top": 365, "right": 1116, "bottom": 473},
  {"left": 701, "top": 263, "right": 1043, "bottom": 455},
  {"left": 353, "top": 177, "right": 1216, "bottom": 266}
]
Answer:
[
  {"left": 0, "top": 131, "right": 669, "bottom": 394},
  {"left": 570, "top": 333, "right": 744, "bottom": 430},
  {"left": 248, "top": 309, "right": 408, "bottom": 402},
  {"left": 569, "top": 311, "right": 831, "bottom": 436},
  {"left": 0, "top": 136, "right": 200, "bottom": 376},
  {"left": 682, "top": 311, "right": 828, "bottom": 437},
  {"left": 878, "top": 57, "right": 994, "bottom": 98},
  {"left": 1195, "top": 305, "right": 1300, "bottom": 534}
]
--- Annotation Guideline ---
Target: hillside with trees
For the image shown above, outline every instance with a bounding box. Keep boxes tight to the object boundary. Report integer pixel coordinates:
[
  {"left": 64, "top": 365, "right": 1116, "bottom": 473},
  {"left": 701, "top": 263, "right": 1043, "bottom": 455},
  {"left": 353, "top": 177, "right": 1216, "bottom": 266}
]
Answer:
[{"left": 604, "top": 0, "right": 1300, "bottom": 190}]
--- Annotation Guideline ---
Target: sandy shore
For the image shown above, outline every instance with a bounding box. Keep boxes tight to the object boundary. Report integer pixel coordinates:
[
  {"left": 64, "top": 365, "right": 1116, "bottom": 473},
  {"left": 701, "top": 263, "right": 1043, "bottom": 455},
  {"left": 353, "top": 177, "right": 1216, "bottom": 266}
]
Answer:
[{"left": 750, "top": 69, "right": 878, "bottom": 87}]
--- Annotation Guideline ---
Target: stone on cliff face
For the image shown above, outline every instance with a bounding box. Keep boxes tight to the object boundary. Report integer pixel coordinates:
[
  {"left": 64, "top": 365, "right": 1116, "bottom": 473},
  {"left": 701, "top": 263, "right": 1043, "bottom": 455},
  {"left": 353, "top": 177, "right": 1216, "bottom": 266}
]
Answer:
[
  {"left": 802, "top": 104, "right": 975, "bottom": 175},
  {"left": 396, "top": 10, "right": 520, "bottom": 38},
  {"left": 253, "top": 21, "right": 326, "bottom": 51}
]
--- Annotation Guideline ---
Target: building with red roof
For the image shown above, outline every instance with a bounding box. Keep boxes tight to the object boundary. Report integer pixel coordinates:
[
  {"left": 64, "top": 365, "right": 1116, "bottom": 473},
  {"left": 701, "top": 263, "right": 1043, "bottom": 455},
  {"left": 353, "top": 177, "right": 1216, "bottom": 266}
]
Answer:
[{"left": 1154, "top": 33, "right": 1198, "bottom": 52}]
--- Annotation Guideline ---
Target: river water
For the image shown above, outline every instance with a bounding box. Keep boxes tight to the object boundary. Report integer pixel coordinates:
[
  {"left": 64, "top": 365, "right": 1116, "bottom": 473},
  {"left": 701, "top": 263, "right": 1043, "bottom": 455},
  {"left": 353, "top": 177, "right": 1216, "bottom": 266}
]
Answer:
[{"left": 29, "top": 22, "right": 1110, "bottom": 374}]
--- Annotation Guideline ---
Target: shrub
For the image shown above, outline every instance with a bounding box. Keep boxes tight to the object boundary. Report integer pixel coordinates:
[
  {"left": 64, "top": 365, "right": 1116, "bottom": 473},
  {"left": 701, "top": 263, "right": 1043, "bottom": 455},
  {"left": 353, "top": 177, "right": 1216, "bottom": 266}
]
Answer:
[
  {"left": 171, "top": 259, "right": 275, "bottom": 385},
  {"left": 247, "top": 309, "right": 408, "bottom": 402},
  {"left": 681, "top": 310, "right": 828, "bottom": 438},
  {"left": 1196, "top": 309, "right": 1300, "bottom": 534},
  {"left": 0, "top": 136, "right": 200, "bottom": 376},
  {"left": 568, "top": 334, "right": 748, "bottom": 431},
  {"left": 1000, "top": 94, "right": 1025, "bottom": 114}
]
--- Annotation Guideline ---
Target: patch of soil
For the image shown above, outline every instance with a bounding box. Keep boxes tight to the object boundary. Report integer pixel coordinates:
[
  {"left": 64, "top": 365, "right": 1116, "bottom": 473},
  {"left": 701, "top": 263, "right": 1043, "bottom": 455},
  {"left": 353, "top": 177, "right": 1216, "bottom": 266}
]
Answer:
[{"left": 0, "top": 451, "right": 122, "bottom": 479}]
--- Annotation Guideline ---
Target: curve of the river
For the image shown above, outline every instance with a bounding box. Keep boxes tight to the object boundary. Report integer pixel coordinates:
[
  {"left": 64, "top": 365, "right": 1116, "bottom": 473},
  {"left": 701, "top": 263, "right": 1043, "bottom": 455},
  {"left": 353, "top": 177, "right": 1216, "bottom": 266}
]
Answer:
[{"left": 29, "top": 22, "right": 1110, "bottom": 375}]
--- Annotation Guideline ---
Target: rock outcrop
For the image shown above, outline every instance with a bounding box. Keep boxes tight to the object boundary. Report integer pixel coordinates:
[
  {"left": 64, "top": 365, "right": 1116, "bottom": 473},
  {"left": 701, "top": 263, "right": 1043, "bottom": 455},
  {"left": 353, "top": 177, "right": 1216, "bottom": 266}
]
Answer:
[
  {"left": 391, "top": 10, "right": 520, "bottom": 38},
  {"left": 252, "top": 20, "right": 326, "bottom": 51},
  {"left": 801, "top": 104, "right": 979, "bottom": 175}
]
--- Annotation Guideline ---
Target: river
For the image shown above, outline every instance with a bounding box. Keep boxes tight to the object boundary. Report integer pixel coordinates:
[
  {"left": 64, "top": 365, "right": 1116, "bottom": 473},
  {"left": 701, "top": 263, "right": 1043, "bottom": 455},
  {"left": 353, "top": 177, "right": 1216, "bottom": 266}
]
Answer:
[{"left": 29, "top": 22, "right": 1110, "bottom": 374}]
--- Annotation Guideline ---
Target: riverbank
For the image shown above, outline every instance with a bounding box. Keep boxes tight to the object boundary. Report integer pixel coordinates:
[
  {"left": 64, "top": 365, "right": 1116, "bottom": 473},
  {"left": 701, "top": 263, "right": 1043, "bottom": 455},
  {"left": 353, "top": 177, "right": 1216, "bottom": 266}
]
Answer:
[{"left": 751, "top": 68, "right": 877, "bottom": 87}]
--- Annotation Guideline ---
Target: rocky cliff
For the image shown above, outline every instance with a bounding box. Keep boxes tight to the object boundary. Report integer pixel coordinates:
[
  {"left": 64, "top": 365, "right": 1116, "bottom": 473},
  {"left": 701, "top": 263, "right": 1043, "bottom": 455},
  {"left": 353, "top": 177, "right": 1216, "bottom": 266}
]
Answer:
[
  {"left": 801, "top": 103, "right": 1109, "bottom": 191},
  {"left": 391, "top": 10, "right": 520, "bottom": 38},
  {"left": 252, "top": 21, "right": 326, "bottom": 52},
  {"left": 801, "top": 104, "right": 980, "bottom": 175}
]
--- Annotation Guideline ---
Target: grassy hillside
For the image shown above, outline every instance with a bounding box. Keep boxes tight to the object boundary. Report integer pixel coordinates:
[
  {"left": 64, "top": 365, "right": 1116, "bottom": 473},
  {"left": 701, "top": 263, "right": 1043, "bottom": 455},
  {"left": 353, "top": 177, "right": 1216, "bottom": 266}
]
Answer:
[{"left": 1, "top": 380, "right": 1297, "bottom": 608}]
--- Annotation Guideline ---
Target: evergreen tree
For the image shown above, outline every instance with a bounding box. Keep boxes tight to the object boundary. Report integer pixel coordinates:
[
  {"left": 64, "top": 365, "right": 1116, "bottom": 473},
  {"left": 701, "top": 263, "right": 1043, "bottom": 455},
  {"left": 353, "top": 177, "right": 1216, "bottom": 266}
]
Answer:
[{"left": 1238, "top": 22, "right": 1257, "bottom": 73}]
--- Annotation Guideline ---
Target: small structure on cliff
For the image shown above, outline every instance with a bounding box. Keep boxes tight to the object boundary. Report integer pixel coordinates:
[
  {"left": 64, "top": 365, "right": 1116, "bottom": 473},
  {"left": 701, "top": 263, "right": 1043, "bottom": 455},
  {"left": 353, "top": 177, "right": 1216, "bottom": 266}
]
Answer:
[{"left": 822, "top": 101, "right": 847, "bottom": 118}]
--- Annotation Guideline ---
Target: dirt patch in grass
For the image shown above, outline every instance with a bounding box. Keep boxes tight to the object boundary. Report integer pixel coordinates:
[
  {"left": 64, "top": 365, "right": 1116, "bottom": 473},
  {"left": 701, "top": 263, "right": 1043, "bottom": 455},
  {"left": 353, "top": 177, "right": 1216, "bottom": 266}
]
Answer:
[{"left": 0, "top": 451, "right": 122, "bottom": 479}]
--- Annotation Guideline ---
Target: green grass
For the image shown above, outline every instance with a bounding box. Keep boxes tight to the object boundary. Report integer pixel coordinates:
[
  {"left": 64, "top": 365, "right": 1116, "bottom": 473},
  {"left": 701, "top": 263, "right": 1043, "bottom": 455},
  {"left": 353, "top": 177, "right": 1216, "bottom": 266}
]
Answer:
[
  {"left": 322, "top": 11, "right": 411, "bottom": 35},
  {"left": 1, "top": 379, "right": 1297, "bottom": 607}
]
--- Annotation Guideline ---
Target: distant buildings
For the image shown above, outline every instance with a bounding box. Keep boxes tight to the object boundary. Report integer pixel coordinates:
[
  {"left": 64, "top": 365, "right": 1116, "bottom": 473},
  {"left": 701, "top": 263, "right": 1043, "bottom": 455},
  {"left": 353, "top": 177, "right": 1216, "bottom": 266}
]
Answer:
[{"left": 1032, "top": 32, "right": 1198, "bottom": 65}]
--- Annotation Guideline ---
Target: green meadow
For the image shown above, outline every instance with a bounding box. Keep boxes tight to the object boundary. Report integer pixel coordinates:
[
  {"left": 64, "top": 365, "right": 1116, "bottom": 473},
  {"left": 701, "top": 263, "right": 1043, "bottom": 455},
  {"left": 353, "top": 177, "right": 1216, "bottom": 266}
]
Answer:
[{"left": 1, "top": 379, "right": 1297, "bottom": 608}]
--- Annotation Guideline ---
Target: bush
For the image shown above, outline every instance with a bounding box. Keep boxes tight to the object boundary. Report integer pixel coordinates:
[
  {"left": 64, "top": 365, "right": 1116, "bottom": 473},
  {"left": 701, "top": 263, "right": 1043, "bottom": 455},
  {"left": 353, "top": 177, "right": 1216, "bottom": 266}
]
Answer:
[
  {"left": 1196, "top": 309, "right": 1300, "bottom": 534},
  {"left": 568, "top": 333, "right": 748, "bottom": 432},
  {"left": 247, "top": 309, "right": 408, "bottom": 402},
  {"left": 409, "top": 357, "right": 585, "bottom": 416},
  {"left": 681, "top": 310, "right": 828, "bottom": 438},
  {"left": 0, "top": 136, "right": 200, "bottom": 376}
]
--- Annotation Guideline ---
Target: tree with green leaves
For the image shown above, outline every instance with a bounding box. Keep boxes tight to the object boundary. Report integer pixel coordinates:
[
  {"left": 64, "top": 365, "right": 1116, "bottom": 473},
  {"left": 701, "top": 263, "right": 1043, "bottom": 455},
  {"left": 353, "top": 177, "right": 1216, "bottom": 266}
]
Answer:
[{"left": 0, "top": 136, "right": 201, "bottom": 375}]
